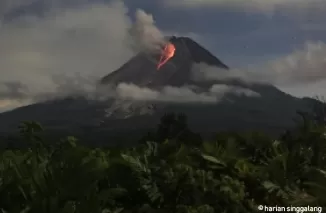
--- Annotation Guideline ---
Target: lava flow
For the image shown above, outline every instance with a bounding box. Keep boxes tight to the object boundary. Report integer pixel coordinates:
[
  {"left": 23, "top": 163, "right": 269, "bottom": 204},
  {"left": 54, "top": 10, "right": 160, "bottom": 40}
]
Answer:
[{"left": 157, "top": 42, "right": 176, "bottom": 70}]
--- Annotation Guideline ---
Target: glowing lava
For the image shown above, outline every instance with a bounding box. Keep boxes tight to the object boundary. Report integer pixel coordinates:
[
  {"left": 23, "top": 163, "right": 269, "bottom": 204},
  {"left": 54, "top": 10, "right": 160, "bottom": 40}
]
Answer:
[{"left": 157, "top": 42, "right": 176, "bottom": 70}]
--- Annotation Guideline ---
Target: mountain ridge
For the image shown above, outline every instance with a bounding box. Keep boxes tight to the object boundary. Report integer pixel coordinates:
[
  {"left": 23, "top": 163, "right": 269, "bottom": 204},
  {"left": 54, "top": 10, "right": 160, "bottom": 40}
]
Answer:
[{"left": 0, "top": 36, "right": 317, "bottom": 144}]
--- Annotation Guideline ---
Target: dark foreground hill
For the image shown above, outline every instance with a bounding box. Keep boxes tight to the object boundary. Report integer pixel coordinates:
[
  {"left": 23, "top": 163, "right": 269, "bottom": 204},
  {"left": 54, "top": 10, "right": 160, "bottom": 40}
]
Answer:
[{"left": 0, "top": 36, "right": 317, "bottom": 144}]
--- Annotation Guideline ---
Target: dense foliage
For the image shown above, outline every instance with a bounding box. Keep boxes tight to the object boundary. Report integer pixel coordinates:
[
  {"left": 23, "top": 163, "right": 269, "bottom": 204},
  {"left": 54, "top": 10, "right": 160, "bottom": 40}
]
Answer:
[{"left": 0, "top": 113, "right": 326, "bottom": 213}]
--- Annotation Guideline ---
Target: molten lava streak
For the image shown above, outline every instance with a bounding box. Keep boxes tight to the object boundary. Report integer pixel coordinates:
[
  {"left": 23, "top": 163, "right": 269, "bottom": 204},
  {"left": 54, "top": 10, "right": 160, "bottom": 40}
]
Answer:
[{"left": 157, "top": 42, "right": 176, "bottom": 70}]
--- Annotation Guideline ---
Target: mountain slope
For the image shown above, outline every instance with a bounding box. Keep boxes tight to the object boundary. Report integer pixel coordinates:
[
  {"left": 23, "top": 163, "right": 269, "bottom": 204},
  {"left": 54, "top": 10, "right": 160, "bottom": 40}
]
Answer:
[
  {"left": 98, "top": 36, "right": 313, "bottom": 131},
  {"left": 100, "top": 36, "right": 228, "bottom": 88},
  {"left": 0, "top": 36, "right": 316, "bottom": 143}
]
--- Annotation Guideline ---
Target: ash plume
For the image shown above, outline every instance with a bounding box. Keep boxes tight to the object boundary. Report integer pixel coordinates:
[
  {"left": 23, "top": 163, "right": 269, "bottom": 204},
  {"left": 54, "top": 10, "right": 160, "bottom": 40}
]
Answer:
[{"left": 0, "top": 1, "right": 167, "bottom": 111}]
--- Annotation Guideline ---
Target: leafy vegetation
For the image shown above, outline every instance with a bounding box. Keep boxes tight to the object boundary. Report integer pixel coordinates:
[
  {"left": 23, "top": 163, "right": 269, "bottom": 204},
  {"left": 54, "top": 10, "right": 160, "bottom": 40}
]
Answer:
[{"left": 0, "top": 112, "right": 326, "bottom": 213}]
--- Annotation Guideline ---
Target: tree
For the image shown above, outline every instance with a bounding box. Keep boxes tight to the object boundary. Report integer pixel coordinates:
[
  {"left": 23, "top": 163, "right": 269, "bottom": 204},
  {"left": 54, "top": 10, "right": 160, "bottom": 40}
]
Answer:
[
  {"left": 140, "top": 113, "right": 202, "bottom": 146},
  {"left": 1, "top": 112, "right": 326, "bottom": 212}
]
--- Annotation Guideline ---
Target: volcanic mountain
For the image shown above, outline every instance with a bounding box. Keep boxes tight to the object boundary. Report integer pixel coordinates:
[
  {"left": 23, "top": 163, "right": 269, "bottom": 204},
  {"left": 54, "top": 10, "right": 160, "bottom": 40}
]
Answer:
[
  {"left": 100, "top": 36, "right": 228, "bottom": 88},
  {"left": 0, "top": 36, "right": 316, "bottom": 144}
]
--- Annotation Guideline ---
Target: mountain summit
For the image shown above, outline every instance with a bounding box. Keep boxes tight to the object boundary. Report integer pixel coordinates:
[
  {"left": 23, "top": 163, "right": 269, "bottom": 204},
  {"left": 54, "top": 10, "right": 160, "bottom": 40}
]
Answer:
[
  {"left": 0, "top": 36, "right": 316, "bottom": 144},
  {"left": 100, "top": 36, "right": 228, "bottom": 88}
]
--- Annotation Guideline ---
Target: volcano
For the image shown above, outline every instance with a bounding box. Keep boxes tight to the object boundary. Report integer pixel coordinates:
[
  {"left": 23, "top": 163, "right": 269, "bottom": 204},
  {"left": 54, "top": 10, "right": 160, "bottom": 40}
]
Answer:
[
  {"left": 0, "top": 36, "right": 317, "bottom": 145},
  {"left": 100, "top": 36, "right": 228, "bottom": 88}
]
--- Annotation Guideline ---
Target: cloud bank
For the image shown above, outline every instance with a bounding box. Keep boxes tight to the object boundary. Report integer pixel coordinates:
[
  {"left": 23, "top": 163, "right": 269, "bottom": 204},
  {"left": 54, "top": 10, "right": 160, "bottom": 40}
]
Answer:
[
  {"left": 0, "top": 0, "right": 261, "bottom": 112},
  {"left": 0, "top": 1, "right": 167, "bottom": 111},
  {"left": 1, "top": 0, "right": 325, "bottom": 112},
  {"left": 0, "top": 1, "right": 132, "bottom": 98},
  {"left": 164, "top": 0, "right": 326, "bottom": 14},
  {"left": 192, "top": 41, "right": 326, "bottom": 92},
  {"left": 114, "top": 83, "right": 260, "bottom": 103}
]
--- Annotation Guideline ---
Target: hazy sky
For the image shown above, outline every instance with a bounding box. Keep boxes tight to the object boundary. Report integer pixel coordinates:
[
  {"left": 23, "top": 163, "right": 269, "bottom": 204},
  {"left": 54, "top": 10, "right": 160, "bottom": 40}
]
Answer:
[{"left": 0, "top": 0, "right": 325, "bottom": 111}]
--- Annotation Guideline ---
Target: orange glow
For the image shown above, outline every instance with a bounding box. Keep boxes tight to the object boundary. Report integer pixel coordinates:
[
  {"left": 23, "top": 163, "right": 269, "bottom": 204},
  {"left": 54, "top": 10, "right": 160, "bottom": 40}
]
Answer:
[{"left": 157, "top": 42, "right": 176, "bottom": 70}]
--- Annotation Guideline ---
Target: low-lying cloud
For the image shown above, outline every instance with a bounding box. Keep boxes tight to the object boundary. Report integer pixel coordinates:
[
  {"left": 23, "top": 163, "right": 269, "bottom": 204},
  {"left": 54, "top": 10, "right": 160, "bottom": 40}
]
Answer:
[
  {"left": 164, "top": 0, "right": 326, "bottom": 15},
  {"left": 265, "top": 41, "right": 326, "bottom": 85},
  {"left": 1, "top": 0, "right": 325, "bottom": 112},
  {"left": 114, "top": 83, "right": 260, "bottom": 103},
  {"left": 192, "top": 41, "right": 326, "bottom": 90},
  {"left": 0, "top": 0, "right": 259, "bottom": 111},
  {"left": 0, "top": 1, "right": 168, "bottom": 111}
]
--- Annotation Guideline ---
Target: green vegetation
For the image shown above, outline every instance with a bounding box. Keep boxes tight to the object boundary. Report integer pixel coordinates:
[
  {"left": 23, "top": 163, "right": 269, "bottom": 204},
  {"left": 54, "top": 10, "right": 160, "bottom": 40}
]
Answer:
[{"left": 0, "top": 112, "right": 326, "bottom": 213}]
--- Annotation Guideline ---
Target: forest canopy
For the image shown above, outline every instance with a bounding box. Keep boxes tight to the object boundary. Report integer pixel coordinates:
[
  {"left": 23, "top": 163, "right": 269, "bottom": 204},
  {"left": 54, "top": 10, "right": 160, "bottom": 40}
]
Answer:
[{"left": 0, "top": 110, "right": 325, "bottom": 213}]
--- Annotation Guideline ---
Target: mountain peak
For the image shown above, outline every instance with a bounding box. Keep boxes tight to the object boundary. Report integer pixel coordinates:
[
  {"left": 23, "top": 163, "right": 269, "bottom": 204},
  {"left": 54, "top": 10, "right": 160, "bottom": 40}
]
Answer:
[
  {"left": 100, "top": 36, "right": 228, "bottom": 87},
  {"left": 0, "top": 36, "right": 316, "bottom": 140},
  {"left": 169, "top": 36, "right": 228, "bottom": 69}
]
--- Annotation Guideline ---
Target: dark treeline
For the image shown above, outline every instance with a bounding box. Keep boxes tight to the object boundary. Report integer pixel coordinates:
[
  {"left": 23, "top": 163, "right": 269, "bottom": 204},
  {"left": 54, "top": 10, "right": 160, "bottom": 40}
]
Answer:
[{"left": 0, "top": 103, "right": 326, "bottom": 212}]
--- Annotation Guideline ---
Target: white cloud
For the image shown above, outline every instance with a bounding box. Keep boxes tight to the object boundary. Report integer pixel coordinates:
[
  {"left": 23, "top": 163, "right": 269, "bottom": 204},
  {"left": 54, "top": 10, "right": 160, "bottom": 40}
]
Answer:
[
  {"left": 116, "top": 83, "right": 217, "bottom": 103},
  {"left": 192, "top": 41, "right": 326, "bottom": 97},
  {"left": 1, "top": 0, "right": 325, "bottom": 112},
  {"left": 164, "top": 0, "right": 326, "bottom": 14},
  {"left": 129, "top": 9, "right": 165, "bottom": 52},
  {"left": 0, "top": 1, "right": 132, "bottom": 97},
  {"left": 210, "top": 84, "right": 260, "bottom": 97},
  {"left": 192, "top": 63, "right": 255, "bottom": 83},
  {"left": 278, "top": 80, "right": 326, "bottom": 98},
  {"left": 115, "top": 83, "right": 260, "bottom": 103},
  {"left": 265, "top": 41, "right": 326, "bottom": 85},
  {"left": 0, "top": 1, "right": 167, "bottom": 111}
]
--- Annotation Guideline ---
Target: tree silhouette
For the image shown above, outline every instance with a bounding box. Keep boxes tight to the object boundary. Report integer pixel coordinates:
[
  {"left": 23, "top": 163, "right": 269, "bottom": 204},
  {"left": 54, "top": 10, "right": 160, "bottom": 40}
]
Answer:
[
  {"left": 140, "top": 113, "right": 202, "bottom": 146},
  {"left": 1, "top": 112, "right": 326, "bottom": 212}
]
